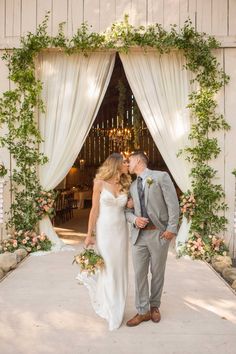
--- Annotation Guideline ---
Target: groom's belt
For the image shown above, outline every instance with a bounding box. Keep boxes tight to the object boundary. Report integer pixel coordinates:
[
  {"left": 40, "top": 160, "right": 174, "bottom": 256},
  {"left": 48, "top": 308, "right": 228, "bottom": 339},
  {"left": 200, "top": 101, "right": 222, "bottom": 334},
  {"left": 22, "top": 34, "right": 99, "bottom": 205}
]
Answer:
[{"left": 142, "top": 223, "right": 158, "bottom": 231}]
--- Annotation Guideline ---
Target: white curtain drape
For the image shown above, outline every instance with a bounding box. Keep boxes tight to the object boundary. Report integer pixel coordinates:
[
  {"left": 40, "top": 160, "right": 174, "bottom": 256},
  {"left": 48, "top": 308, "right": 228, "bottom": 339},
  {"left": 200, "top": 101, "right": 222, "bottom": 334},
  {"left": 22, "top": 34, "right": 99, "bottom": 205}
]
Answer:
[
  {"left": 120, "top": 51, "right": 192, "bottom": 248},
  {"left": 36, "top": 52, "right": 115, "bottom": 254}
]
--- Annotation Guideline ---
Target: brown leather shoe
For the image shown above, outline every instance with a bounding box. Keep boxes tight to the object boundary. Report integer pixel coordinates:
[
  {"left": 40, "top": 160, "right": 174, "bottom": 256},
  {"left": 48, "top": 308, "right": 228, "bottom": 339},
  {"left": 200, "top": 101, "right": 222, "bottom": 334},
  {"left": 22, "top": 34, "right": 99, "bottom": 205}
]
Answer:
[
  {"left": 126, "top": 311, "right": 151, "bottom": 327},
  {"left": 150, "top": 307, "right": 161, "bottom": 323}
]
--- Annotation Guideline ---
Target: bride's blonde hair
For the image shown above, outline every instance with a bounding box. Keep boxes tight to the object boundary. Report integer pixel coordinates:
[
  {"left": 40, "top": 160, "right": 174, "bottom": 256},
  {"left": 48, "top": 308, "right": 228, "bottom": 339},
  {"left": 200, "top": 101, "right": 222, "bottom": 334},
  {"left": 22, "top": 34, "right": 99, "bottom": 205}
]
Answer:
[{"left": 95, "top": 153, "right": 131, "bottom": 193}]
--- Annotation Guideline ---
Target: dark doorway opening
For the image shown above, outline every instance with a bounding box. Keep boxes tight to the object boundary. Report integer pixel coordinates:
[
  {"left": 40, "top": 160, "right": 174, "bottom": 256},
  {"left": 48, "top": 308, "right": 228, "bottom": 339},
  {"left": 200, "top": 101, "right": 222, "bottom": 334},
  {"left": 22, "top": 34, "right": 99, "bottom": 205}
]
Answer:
[{"left": 68, "top": 54, "right": 173, "bottom": 189}]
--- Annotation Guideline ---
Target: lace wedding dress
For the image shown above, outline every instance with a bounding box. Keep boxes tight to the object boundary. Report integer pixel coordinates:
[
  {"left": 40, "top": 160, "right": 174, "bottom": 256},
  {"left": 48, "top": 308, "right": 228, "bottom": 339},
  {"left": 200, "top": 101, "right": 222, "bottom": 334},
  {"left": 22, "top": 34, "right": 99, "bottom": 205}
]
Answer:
[{"left": 77, "top": 187, "right": 129, "bottom": 331}]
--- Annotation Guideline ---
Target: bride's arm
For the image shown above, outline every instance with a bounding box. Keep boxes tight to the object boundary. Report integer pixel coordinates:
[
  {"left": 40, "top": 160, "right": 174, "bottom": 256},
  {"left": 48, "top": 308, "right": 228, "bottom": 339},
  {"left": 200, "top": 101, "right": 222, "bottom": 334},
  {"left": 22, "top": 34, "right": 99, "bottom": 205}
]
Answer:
[{"left": 84, "top": 179, "right": 102, "bottom": 247}]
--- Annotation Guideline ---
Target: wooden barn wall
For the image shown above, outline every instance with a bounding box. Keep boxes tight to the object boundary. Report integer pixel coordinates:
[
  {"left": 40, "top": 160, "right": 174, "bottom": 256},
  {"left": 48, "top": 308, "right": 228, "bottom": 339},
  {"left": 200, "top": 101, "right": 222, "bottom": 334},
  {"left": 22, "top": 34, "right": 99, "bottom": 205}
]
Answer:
[
  {"left": 0, "top": 0, "right": 236, "bottom": 45},
  {"left": 0, "top": 0, "right": 236, "bottom": 249}
]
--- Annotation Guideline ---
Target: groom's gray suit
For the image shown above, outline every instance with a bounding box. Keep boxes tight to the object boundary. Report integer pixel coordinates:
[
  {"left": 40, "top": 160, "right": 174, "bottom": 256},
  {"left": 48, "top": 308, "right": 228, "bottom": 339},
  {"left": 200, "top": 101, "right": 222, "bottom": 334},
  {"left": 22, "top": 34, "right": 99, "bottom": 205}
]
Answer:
[{"left": 125, "top": 168, "right": 179, "bottom": 314}]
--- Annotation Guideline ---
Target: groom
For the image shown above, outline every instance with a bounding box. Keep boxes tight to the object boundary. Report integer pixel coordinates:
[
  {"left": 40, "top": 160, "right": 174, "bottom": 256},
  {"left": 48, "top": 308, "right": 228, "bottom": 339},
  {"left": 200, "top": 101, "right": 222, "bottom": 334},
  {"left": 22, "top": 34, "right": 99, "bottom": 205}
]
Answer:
[{"left": 125, "top": 151, "right": 179, "bottom": 326}]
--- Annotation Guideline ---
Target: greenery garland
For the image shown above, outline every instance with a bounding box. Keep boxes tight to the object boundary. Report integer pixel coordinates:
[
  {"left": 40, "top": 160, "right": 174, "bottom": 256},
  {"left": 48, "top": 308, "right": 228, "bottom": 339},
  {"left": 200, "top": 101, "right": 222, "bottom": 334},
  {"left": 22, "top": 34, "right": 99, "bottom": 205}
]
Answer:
[
  {"left": 0, "top": 162, "right": 7, "bottom": 178},
  {"left": 0, "top": 14, "right": 230, "bottom": 259}
]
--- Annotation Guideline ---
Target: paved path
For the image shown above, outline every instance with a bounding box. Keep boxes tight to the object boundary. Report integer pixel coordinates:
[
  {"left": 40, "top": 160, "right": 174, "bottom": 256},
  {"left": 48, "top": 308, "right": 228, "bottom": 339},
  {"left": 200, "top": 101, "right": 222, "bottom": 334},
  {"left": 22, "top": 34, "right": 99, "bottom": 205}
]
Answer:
[{"left": 0, "top": 242, "right": 236, "bottom": 354}]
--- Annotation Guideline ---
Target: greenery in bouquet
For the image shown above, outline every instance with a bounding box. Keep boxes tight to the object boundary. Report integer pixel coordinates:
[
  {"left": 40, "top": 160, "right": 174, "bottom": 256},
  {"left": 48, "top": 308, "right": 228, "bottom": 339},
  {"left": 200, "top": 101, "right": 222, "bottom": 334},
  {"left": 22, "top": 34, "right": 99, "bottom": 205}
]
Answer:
[
  {"left": 0, "top": 163, "right": 7, "bottom": 178},
  {"left": 35, "top": 190, "right": 57, "bottom": 219},
  {"left": 180, "top": 191, "right": 196, "bottom": 221},
  {"left": 0, "top": 230, "right": 52, "bottom": 254},
  {"left": 178, "top": 232, "right": 228, "bottom": 262},
  {"left": 73, "top": 248, "right": 105, "bottom": 275}
]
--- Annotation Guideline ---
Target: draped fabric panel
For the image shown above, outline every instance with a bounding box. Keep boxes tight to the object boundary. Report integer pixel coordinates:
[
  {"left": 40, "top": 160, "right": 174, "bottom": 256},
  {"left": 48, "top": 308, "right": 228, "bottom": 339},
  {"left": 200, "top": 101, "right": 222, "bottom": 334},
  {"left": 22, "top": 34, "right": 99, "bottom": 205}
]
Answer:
[
  {"left": 120, "top": 51, "right": 192, "bottom": 247},
  {"left": 36, "top": 52, "right": 116, "bottom": 253}
]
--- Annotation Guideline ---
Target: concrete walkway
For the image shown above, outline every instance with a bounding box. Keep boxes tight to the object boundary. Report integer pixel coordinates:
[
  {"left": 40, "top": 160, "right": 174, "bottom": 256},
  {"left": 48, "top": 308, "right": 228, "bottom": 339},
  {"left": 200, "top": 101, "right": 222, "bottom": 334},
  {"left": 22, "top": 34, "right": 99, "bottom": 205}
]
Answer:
[{"left": 0, "top": 241, "right": 236, "bottom": 354}]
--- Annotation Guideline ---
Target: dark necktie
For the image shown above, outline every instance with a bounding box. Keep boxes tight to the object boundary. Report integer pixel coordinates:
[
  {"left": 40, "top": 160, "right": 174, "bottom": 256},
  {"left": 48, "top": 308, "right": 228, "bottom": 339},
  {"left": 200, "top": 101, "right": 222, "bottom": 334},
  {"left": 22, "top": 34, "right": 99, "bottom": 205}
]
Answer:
[{"left": 137, "top": 176, "right": 149, "bottom": 218}]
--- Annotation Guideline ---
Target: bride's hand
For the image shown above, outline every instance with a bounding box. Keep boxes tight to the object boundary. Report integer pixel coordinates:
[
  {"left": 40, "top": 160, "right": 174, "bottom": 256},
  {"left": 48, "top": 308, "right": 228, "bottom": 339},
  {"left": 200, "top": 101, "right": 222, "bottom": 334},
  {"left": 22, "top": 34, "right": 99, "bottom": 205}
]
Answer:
[
  {"left": 84, "top": 235, "right": 95, "bottom": 248},
  {"left": 126, "top": 197, "right": 134, "bottom": 209}
]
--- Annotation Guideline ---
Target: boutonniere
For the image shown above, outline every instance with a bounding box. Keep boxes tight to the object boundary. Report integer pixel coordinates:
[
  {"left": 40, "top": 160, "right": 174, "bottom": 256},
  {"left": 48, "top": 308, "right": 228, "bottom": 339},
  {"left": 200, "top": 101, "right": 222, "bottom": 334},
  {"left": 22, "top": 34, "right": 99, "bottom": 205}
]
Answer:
[{"left": 146, "top": 176, "right": 154, "bottom": 188}]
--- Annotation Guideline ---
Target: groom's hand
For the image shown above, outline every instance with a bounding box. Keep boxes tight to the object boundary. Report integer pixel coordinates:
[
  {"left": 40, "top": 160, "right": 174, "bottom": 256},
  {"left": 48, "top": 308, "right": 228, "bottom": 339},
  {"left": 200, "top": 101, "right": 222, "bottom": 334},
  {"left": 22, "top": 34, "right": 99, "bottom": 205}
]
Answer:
[
  {"left": 160, "top": 230, "right": 176, "bottom": 240},
  {"left": 135, "top": 217, "right": 149, "bottom": 229}
]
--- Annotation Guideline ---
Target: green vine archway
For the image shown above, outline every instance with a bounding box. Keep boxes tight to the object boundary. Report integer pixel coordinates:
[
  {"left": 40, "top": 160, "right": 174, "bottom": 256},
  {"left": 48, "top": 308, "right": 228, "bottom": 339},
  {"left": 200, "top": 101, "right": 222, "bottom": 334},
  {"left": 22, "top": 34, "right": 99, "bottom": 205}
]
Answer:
[{"left": 0, "top": 15, "right": 230, "bottom": 258}]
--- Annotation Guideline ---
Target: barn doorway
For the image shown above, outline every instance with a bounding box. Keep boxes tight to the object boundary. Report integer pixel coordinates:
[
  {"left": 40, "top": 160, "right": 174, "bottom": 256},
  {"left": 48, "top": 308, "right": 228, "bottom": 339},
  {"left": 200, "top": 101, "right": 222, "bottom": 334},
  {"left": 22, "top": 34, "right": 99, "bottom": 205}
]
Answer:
[{"left": 53, "top": 54, "right": 180, "bottom": 243}]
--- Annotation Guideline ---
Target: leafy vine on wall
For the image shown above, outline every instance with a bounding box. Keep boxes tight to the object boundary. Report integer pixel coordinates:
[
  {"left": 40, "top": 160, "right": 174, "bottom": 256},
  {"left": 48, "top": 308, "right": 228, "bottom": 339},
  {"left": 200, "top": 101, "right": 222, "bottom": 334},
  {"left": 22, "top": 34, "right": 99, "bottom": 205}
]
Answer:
[{"left": 0, "top": 14, "right": 230, "bottom": 259}]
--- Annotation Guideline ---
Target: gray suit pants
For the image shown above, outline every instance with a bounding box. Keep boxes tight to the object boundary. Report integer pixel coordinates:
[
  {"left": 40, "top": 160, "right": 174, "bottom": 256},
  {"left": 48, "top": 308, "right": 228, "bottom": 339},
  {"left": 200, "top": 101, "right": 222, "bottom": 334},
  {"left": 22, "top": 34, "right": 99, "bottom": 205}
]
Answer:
[{"left": 131, "top": 229, "right": 169, "bottom": 314}]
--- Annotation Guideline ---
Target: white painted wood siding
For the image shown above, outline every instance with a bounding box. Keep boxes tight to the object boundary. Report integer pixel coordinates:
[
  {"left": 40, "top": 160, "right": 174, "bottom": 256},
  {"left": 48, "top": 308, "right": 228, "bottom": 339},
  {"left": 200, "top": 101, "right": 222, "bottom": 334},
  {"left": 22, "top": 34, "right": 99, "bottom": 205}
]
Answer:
[{"left": 0, "top": 0, "right": 235, "bottom": 42}]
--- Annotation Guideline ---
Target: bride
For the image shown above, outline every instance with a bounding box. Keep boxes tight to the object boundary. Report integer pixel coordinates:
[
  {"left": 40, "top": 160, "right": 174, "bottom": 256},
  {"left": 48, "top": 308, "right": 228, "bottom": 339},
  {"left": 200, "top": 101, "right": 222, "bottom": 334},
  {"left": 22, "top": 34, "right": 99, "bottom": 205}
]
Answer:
[{"left": 78, "top": 153, "right": 131, "bottom": 331}]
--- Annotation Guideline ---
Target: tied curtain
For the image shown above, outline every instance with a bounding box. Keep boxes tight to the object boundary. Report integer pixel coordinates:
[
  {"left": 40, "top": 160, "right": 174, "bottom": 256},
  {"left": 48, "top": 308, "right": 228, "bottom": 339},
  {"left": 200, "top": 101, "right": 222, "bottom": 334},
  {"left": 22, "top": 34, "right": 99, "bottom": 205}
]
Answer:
[
  {"left": 37, "top": 52, "right": 115, "bottom": 253},
  {"left": 120, "top": 51, "right": 192, "bottom": 247}
]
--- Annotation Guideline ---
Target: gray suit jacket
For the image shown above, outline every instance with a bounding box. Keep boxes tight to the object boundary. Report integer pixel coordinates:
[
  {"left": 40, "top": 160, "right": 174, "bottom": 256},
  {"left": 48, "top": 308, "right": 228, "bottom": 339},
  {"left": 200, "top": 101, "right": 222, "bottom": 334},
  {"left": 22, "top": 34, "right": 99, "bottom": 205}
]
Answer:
[{"left": 125, "top": 169, "right": 180, "bottom": 245}]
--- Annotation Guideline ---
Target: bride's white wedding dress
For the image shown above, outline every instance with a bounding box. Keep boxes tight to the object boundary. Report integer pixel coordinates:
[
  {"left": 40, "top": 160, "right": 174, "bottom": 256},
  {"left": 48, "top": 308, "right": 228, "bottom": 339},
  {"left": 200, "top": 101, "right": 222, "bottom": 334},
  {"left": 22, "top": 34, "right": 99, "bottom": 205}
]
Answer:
[{"left": 77, "top": 186, "right": 128, "bottom": 331}]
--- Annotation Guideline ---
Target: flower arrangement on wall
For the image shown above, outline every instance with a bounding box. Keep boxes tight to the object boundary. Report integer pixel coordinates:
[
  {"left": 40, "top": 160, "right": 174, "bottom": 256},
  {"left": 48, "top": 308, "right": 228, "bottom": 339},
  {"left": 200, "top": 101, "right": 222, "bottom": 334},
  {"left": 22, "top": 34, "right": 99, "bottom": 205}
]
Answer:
[
  {"left": 0, "top": 230, "right": 52, "bottom": 254},
  {"left": 178, "top": 233, "right": 228, "bottom": 262}
]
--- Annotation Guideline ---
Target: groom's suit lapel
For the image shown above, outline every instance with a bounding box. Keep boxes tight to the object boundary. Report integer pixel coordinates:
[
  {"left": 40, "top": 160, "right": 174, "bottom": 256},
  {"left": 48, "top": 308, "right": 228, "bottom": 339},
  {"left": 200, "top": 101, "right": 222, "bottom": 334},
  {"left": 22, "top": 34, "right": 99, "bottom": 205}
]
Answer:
[
  {"left": 144, "top": 181, "right": 149, "bottom": 208},
  {"left": 133, "top": 169, "right": 153, "bottom": 211},
  {"left": 133, "top": 179, "right": 141, "bottom": 213},
  {"left": 144, "top": 169, "right": 153, "bottom": 207}
]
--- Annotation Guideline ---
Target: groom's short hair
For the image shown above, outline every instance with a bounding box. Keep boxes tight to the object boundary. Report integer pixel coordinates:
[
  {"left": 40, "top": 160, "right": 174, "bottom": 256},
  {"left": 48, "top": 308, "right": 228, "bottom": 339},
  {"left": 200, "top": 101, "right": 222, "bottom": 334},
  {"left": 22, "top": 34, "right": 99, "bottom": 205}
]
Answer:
[{"left": 130, "top": 151, "right": 148, "bottom": 166}]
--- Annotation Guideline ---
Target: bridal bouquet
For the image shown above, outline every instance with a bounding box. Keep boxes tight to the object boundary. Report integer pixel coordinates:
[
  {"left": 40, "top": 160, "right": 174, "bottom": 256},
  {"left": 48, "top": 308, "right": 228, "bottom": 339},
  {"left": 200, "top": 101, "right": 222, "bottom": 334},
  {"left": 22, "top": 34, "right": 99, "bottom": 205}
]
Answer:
[{"left": 73, "top": 248, "right": 105, "bottom": 275}]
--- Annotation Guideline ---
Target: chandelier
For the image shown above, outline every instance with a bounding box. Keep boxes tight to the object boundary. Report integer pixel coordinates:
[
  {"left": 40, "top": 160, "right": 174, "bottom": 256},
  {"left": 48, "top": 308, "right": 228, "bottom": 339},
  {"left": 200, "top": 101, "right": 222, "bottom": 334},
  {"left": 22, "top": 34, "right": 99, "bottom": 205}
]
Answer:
[
  {"left": 108, "top": 124, "right": 132, "bottom": 152},
  {"left": 106, "top": 77, "right": 133, "bottom": 153}
]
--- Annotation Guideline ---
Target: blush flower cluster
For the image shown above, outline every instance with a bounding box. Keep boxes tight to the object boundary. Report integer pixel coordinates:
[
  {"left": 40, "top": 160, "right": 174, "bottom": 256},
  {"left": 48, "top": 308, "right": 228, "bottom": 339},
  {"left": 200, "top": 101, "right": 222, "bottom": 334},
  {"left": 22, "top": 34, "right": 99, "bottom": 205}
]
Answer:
[{"left": 0, "top": 230, "right": 52, "bottom": 254}]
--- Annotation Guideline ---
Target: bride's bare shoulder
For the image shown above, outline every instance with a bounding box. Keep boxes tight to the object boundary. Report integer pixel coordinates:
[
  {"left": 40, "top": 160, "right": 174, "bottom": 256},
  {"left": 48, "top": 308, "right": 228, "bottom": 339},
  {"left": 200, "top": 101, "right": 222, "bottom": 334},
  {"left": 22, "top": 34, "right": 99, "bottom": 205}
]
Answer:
[{"left": 93, "top": 178, "right": 104, "bottom": 190}]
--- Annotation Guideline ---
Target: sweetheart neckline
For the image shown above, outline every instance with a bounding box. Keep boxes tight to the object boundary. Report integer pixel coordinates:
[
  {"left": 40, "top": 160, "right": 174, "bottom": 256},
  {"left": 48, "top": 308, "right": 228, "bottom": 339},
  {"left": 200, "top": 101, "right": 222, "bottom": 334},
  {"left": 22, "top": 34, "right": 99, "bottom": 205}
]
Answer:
[{"left": 102, "top": 188, "right": 127, "bottom": 199}]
